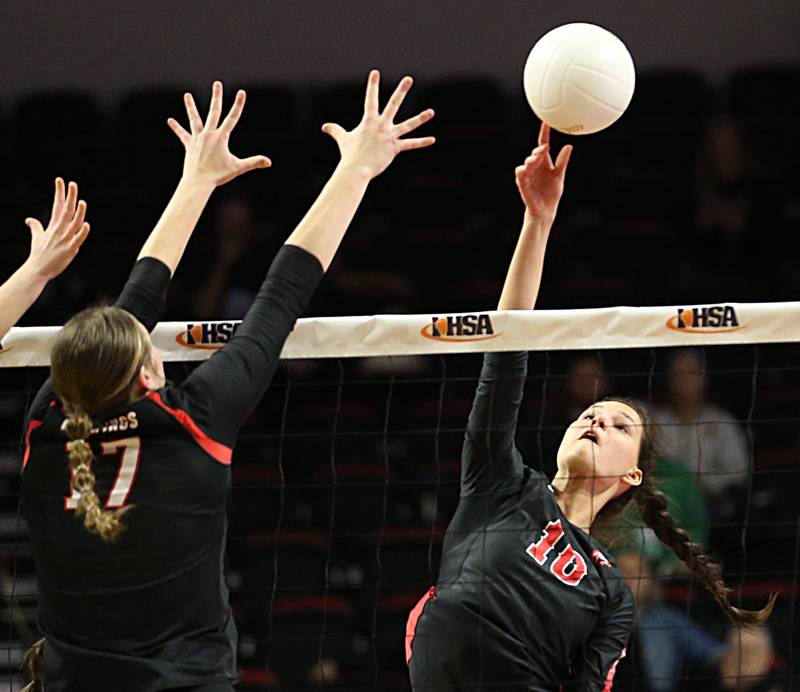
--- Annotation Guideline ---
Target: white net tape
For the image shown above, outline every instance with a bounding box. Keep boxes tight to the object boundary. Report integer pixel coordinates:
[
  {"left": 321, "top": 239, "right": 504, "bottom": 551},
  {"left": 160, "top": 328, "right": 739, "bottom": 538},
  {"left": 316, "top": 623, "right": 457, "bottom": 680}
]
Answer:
[{"left": 2, "top": 301, "right": 800, "bottom": 366}]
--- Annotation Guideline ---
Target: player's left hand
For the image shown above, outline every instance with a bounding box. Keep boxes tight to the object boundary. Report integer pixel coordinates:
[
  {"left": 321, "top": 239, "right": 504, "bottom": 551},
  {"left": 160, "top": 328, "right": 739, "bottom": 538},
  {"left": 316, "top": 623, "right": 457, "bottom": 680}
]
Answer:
[
  {"left": 515, "top": 122, "right": 573, "bottom": 220},
  {"left": 167, "top": 81, "right": 271, "bottom": 187}
]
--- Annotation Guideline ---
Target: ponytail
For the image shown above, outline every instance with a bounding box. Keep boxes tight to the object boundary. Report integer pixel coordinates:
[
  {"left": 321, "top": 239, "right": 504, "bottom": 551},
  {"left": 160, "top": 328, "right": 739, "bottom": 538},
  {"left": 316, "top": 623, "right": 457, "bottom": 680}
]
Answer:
[
  {"left": 635, "top": 478, "right": 776, "bottom": 625},
  {"left": 596, "top": 397, "right": 775, "bottom": 626},
  {"left": 50, "top": 306, "right": 148, "bottom": 541},
  {"left": 64, "top": 408, "right": 129, "bottom": 542}
]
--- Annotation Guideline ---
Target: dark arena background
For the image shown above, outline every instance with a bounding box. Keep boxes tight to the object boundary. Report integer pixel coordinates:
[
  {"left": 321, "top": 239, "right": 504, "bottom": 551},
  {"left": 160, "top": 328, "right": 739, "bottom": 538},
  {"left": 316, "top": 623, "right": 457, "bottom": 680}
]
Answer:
[{"left": 1, "top": 1, "right": 799, "bottom": 690}]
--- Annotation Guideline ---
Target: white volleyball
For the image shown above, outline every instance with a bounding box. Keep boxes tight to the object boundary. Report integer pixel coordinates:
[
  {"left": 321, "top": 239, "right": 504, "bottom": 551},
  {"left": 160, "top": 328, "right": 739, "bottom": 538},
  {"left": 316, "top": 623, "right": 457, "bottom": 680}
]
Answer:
[{"left": 523, "top": 23, "right": 636, "bottom": 135}]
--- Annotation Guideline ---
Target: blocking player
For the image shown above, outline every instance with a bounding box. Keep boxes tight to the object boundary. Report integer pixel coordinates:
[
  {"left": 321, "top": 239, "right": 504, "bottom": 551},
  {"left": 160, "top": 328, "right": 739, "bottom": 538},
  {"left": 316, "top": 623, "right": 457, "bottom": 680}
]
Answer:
[{"left": 21, "top": 71, "right": 434, "bottom": 692}]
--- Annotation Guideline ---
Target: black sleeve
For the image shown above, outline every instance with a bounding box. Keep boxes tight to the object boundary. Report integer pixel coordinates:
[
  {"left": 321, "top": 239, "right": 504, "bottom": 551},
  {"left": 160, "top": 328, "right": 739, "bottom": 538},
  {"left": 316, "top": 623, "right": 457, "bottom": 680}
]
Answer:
[
  {"left": 113, "top": 257, "right": 171, "bottom": 332},
  {"left": 25, "top": 257, "right": 172, "bottom": 425},
  {"left": 460, "top": 351, "right": 529, "bottom": 495},
  {"left": 565, "top": 580, "right": 635, "bottom": 691},
  {"left": 176, "top": 244, "right": 324, "bottom": 446}
]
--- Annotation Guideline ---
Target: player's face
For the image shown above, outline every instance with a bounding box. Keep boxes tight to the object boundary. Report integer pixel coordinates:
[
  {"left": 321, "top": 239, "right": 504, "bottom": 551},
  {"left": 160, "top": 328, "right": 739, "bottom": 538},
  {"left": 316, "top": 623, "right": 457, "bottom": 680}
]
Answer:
[{"left": 555, "top": 401, "right": 643, "bottom": 496}]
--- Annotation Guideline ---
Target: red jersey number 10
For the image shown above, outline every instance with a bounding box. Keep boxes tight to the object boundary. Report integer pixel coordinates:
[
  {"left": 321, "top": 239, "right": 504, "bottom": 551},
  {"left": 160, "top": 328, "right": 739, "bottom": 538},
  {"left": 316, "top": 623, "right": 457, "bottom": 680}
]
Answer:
[{"left": 526, "top": 519, "right": 588, "bottom": 586}]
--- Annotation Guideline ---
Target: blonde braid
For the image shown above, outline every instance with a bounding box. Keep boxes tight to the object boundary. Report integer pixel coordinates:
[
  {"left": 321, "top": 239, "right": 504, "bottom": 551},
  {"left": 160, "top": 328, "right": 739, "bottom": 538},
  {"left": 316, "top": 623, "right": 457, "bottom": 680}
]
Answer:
[
  {"left": 21, "top": 637, "right": 44, "bottom": 692},
  {"left": 64, "top": 409, "right": 129, "bottom": 542}
]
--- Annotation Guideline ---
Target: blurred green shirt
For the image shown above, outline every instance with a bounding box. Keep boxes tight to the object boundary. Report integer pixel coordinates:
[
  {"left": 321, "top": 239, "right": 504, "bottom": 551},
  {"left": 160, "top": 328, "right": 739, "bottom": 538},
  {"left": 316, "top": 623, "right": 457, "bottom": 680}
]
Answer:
[{"left": 615, "top": 456, "right": 709, "bottom": 576}]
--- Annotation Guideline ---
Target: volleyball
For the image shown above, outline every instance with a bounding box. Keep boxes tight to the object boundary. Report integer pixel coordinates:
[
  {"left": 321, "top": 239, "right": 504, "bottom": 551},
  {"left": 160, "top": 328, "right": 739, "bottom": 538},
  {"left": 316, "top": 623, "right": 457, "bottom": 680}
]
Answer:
[{"left": 523, "top": 23, "right": 636, "bottom": 135}]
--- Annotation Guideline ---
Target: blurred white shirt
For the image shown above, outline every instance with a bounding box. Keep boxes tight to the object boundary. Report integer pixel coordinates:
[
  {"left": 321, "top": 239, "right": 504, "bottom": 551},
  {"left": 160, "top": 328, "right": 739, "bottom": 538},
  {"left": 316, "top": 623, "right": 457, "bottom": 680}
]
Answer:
[{"left": 653, "top": 403, "right": 751, "bottom": 497}]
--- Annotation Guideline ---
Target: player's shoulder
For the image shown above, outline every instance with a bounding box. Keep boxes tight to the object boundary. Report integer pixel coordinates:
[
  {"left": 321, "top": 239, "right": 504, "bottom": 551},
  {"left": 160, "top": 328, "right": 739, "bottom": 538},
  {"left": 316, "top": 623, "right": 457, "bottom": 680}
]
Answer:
[
  {"left": 586, "top": 541, "right": 635, "bottom": 600},
  {"left": 145, "top": 383, "right": 214, "bottom": 429}
]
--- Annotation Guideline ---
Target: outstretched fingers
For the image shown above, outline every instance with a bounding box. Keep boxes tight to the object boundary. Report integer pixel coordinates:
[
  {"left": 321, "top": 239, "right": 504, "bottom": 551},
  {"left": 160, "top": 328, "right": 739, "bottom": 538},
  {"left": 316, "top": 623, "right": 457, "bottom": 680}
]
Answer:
[
  {"left": 220, "top": 89, "right": 246, "bottom": 135},
  {"left": 382, "top": 76, "right": 413, "bottom": 122},
  {"left": 167, "top": 117, "right": 191, "bottom": 146},
  {"left": 394, "top": 108, "right": 435, "bottom": 137},
  {"left": 555, "top": 144, "right": 573, "bottom": 175},
  {"left": 364, "top": 70, "right": 380, "bottom": 118},
  {"left": 236, "top": 155, "right": 272, "bottom": 172},
  {"left": 184, "top": 92, "right": 203, "bottom": 133},
  {"left": 204, "top": 81, "right": 224, "bottom": 130},
  {"left": 398, "top": 136, "right": 436, "bottom": 152},
  {"left": 66, "top": 200, "right": 88, "bottom": 237},
  {"left": 50, "top": 177, "right": 66, "bottom": 223},
  {"left": 25, "top": 217, "right": 44, "bottom": 236},
  {"left": 61, "top": 181, "right": 78, "bottom": 222},
  {"left": 538, "top": 122, "right": 551, "bottom": 148},
  {"left": 67, "top": 221, "right": 90, "bottom": 252},
  {"left": 321, "top": 122, "right": 347, "bottom": 143}
]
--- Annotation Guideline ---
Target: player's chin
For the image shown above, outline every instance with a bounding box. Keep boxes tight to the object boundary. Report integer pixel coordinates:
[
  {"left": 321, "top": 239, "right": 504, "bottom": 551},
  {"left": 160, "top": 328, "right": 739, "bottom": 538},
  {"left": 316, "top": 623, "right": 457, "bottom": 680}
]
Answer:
[{"left": 561, "top": 444, "right": 599, "bottom": 475}]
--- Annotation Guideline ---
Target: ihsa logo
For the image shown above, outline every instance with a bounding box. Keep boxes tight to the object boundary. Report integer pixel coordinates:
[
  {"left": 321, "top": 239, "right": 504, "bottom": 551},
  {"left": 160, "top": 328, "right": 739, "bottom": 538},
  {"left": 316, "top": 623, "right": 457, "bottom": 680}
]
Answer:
[
  {"left": 420, "top": 314, "right": 500, "bottom": 342},
  {"left": 665, "top": 305, "right": 744, "bottom": 334},
  {"left": 176, "top": 322, "right": 242, "bottom": 350}
]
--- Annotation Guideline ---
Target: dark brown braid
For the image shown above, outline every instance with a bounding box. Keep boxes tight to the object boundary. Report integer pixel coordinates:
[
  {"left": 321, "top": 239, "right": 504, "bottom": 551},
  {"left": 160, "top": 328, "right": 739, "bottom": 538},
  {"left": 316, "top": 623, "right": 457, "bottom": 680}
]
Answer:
[{"left": 596, "top": 397, "right": 776, "bottom": 626}]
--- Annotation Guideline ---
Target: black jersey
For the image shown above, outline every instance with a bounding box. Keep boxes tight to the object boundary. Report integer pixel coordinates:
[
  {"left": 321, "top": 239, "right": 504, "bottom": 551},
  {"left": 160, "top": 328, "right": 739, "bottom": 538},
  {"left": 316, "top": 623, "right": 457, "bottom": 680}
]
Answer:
[
  {"left": 21, "top": 245, "right": 323, "bottom": 692},
  {"left": 407, "top": 352, "right": 635, "bottom": 691}
]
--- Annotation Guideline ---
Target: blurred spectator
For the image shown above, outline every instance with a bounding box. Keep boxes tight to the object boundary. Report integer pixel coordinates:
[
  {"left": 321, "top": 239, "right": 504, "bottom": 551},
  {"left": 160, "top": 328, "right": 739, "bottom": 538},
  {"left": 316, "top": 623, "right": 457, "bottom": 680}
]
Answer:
[
  {"left": 694, "top": 116, "right": 763, "bottom": 246},
  {"left": 653, "top": 349, "right": 750, "bottom": 521},
  {"left": 190, "top": 197, "right": 261, "bottom": 320},
  {"left": 617, "top": 551, "right": 725, "bottom": 692},
  {"left": 564, "top": 354, "right": 610, "bottom": 418},
  {"left": 306, "top": 657, "right": 342, "bottom": 687},
  {"left": 716, "top": 626, "right": 783, "bottom": 692},
  {"left": 690, "top": 115, "right": 785, "bottom": 299}
]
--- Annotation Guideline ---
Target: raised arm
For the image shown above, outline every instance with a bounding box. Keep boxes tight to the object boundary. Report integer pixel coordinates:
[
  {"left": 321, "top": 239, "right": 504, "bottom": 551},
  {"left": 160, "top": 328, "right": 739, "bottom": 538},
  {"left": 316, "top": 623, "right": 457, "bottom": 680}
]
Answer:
[
  {"left": 0, "top": 178, "right": 89, "bottom": 341},
  {"left": 25, "top": 84, "right": 268, "bottom": 421},
  {"left": 461, "top": 123, "right": 573, "bottom": 494},
  {"left": 179, "top": 70, "right": 436, "bottom": 444},
  {"left": 136, "top": 81, "right": 270, "bottom": 277},
  {"left": 284, "top": 70, "right": 435, "bottom": 270},
  {"left": 115, "top": 82, "right": 270, "bottom": 331},
  {"left": 498, "top": 123, "right": 571, "bottom": 311}
]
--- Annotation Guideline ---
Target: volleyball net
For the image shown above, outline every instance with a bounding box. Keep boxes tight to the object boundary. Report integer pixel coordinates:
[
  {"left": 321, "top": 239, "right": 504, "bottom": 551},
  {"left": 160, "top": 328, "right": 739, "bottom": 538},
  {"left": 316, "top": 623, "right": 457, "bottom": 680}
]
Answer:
[{"left": 1, "top": 302, "right": 799, "bottom": 690}]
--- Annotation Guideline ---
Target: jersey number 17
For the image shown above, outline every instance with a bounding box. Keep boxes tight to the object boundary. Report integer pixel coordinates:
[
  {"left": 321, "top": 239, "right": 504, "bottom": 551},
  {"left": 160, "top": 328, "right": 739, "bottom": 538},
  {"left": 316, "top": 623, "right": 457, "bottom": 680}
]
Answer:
[{"left": 65, "top": 437, "right": 141, "bottom": 510}]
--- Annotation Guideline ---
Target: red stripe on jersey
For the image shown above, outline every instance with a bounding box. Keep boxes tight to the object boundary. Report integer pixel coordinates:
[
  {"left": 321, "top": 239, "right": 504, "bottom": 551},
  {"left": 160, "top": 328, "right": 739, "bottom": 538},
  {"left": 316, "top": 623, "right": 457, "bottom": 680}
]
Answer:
[
  {"left": 405, "top": 585, "right": 436, "bottom": 665},
  {"left": 603, "top": 647, "right": 627, "bottom": 692},
  {"left": 146, "top": 391, "right": 232, "bottom": 465},
  {"left": 22, "top": 420, "right": 43, "bottom": 469}
]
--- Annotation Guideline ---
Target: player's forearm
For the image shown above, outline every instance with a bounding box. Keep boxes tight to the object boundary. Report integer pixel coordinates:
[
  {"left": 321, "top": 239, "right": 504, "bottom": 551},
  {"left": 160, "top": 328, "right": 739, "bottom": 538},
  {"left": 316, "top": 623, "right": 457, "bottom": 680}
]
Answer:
[
  {"left": 0, "top": 261, "right": 49, "bottom": 340},
  {"left": 284, "top": 162, "right": 371, "bottom": 271},
  {"left": 136, "top": 174, "right": 216, "bottom": 275},
  {"left": 188, "top": 245, "right": 323, "bottom": 440},
  {"left": 496, "top": 210, "right": 555, "bottom": 311}
]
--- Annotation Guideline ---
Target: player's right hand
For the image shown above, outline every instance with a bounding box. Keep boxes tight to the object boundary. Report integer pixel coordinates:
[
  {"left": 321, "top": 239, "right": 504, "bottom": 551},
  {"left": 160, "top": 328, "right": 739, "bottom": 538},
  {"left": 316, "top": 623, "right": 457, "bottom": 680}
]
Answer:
[
  {"left": 24, "top": 177, "right": 90, "bottom": 280},
  {"left": 321, "top": 70, "right": 436, "bottom": 180},
  {"left": 515, "top": 122, "right": 572, "bottom": 220},
  {"left": 167, "top": 81, "right": 271, "bottom": 187}
]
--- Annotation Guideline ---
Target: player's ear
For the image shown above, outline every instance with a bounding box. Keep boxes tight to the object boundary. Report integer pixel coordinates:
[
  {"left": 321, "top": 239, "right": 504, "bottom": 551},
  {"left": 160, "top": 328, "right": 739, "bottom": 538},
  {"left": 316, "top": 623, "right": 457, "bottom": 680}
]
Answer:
[
  {"left": 135, "top": 363, "right": 158, "bottom": 394},
  {"left": 623, "top": 467, "right": 643, "bottom": 487}
]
